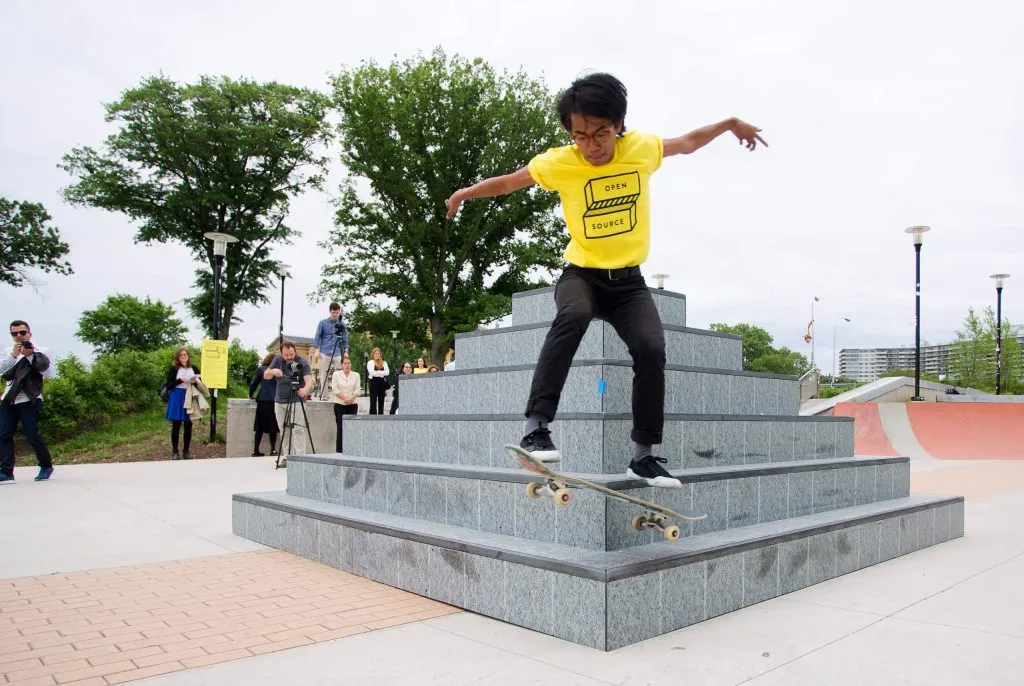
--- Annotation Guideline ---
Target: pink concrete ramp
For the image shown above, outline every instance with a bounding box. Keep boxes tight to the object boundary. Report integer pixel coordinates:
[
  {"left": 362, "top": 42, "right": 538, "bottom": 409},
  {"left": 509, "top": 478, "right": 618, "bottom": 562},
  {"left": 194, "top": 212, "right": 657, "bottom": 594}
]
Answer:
[
  {"left": 834, "top": 402, "right": 899, "bottom": 456},
  {"left": 906, "top": 403, "right": 1024, "bottom": 460}
]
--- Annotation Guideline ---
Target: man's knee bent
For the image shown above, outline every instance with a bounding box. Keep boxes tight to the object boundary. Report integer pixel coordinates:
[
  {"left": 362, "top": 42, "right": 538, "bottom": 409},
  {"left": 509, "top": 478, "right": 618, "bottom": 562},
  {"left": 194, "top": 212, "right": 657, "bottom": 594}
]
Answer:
[{"left": 630, "top": 336, "right": 666, "bottom": 365}]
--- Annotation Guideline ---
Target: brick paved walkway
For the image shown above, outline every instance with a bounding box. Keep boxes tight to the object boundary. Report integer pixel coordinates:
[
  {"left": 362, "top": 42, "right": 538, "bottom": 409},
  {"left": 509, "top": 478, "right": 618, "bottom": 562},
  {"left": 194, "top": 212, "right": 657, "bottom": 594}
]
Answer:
[{"left": 0, "top": 550, "right": 459, "bottom": 685}]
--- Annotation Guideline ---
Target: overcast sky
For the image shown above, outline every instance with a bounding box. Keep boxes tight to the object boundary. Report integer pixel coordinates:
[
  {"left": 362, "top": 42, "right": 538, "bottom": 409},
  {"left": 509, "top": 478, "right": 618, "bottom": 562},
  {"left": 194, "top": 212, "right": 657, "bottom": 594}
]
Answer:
[{"left": 2, "top": 0, "right": 1022, "bottom": 378}]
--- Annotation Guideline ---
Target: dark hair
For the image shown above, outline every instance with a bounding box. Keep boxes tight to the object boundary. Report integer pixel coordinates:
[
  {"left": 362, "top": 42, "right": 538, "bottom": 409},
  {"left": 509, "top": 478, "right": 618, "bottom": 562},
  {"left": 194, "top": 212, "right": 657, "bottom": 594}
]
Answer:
[
  {"left": 329, "top": 302, "right": 341, "bottom": 311},
  {"left": 9, "top": 320, "right": 29, "bottom": 332},
  {"left": 261, "top": 353, "right": 275, "bottom": 366},
  {"left": 280, "top": 340, "right": 297, "bottom": 352},
  {"left": 555, "top": 72, "right": 628, "bottom": 135},
  {"left": 401, "top": 360, "right": 413, "bottom": 373}
]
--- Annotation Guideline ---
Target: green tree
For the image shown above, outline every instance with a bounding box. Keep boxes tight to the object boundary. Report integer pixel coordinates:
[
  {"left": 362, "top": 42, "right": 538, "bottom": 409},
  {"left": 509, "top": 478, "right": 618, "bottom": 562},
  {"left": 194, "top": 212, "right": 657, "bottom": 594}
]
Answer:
[
  {"left": 948, "top": 306, "right": 1023, "bottom": 392},
  {"left": 61, "top": 75, "right": 332, "bottom": 340},
  {"left": 0, "top": 197, "right": 72, "bottom": 287},
  {"left": 709, "top": 322, "right": 810, "bottom": 375},
  {"left": 319, "top": 48, "right": 567, "bottom": 365},
  {"left": 76, "top": 293, "right": 187, "bottom": 354}
]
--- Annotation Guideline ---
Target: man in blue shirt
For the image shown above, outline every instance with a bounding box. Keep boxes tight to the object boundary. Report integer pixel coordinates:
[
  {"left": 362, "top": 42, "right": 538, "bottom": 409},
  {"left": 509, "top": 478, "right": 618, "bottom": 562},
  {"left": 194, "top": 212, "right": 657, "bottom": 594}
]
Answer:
[{"left": 312, "top": 303, "right": 348, "bottom": 400}]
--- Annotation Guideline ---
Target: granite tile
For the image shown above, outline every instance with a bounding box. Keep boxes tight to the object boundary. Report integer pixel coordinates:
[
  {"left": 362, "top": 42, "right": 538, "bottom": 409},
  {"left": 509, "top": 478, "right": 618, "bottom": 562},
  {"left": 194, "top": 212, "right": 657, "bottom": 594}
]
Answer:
[
  {"left": 296, "top": 515, "right": 319, "bottom": 561},
  {"left": 396, "top": 538, "right": 430, "bottom": 596},
  {"left": 606, "top": 486, "right": 654, "bottom": 549},
  {"left": 427, "top": 546, "right": 467, "bottom": 607},
  {"left": 934, "top": 504, "right": 952, "bottom": 543},
  {"left": 877, "top": 462, "right": 896, "bottom": 500},
  {"left": 386, "top": 470, "right": 416, "bottom": 518},
  {"left": 778, "top": 380, "right": 800, "bottom": 414},
  {"left": 677, "top": 371, "right": 703, "bottom": 414},
  {"left": 665, "top": 329, "right": 696, "bottom": 367},
  {"left": 894, "top": 461, "right": 911, "bottom": 497},
  {"left": 316, "top": 519, "right": 342, "bottom": 568},
  {"left": 951, "top": 502, "right": 965, "bottom": 538},
  {"left": 515, "top": 479, "right": 558, "bottom": 544},
  {"left": 721, "top": 337, "right": 743, "bottom": 369},
  {"left": 899, "top": 512, "right": 920, "bottom": 555},
  {"left": 779, "top": 538, "right": 809, "bottom": 593},
  {"left": 918, "top": 507, "right": 936, "bottom": 548},
  {"left": 656, "top": 294, "right": 686, "bottom": 327},
  {"left": 231, "top": 501, "right": 245, "bottom": 537},
  {"left": 276, "top": 510, "right": 300, "bottom": 555},
  {"left": 566, "top": 366, "right": 606, "bottom": 413},
  {"left": 464, "top": 555, "right": 508, "bottom": 620},
  {"left": 814, "top": 421, "right": 837, "bottom": 459},
  {"left": 858, "top": 520, "right": 883, "bottom": 567},
  {"left": 660, "top": 561, "right": 706, "bottom": 633},
  {"left": 480, "top": 480, "right": 517, "bottom": 536},
  {"left": 339, "top": 526, "right": 368, "bottom": 577},
  {"left": 415, "top": 474, "right": 447, "bottom": 525},
  {"left": 743, "top": 421, "right": 771, "bottom": 465},
  {"left": 491, "top": 421, "right": 524, "bottom": 467},
  {"left": 703, "top": 374, "right": 731, "bottom": 414},
  {"left": 731, "top": 376, "right": 758, "bottom": 415},
  {"left": 769, "top": 422, "right": 795, "bottom": 462},
  {"left": 879, "top": 516, "right": 901, "bottom": 561},
  {"left": 692, "top": 480, "right": 728, "bottom": 536},
  {"left": 506, "top": 563, "right": 555, "bottom": 635},
  {"left": 602, "top": 420, "right": 634, "bottom": 473},
  {"left": 753, "top": 378, "right": 777, "bottom": 415},
  {"left": 715, "top": 421, "right": 745, "bottom": 467},
  {"left": 812, "top": 469, "right": 838, "bottom": 514},
  {"left": 659, "top": 419, "right": 684, "bottom": 470},
  {"left": 727, "top": 477, "right": 759, "bottom": 529},
  {"left": 552, "top": 575, "right": 605, "bottom": 650},
  {"left": 342, "top": 466, "right": 365, "bottom": 509},
  {"left": 304, "top": 462, "right": 325, "bottom": 501},
  {"left": 793, "top": 423, "right": 817, "bottom": 460},
  {"left": 456, "top": 421, "right": 491, "bottom": 467},
  {"left": 607, "top": 573, "right": 661, "bottom": 650},
  {"left": 363, "top": 469, "right": 387, "bottom": 512},
  {"left": 429, "top": 422, "right": 459, "bottom": 465},
  {"left": 855, "top": 464, "right": 877, "bottom": 505},
  {"left": 653, "top": 483, "right": 695, "bottom": 538},
  {"left": 807, "top": 531, "right": 838, "bottom": 585},
  {"left": 285, "top": 461, "right": 303, "bottom": 497},
  {"left": 559, "top": 419, "right": 604, "bottom": 473},
  {"left": 446, "top": 477, "right": 480, "bottom": 530},
  {"left": 556, "top": 486, "right": 604, "bottom": 550},
  {"left": 743, "top": 545, "right": 780, "bottom": 604},
  {"left": 836, "top": 422, "right": 855, "bottom": 458},
  {"left": 241, "top": 502, "right": 258, "bottom": 541},
  {"left": 706, "top": 553, "right": 744, "bottom": 618},
  {"left": 788, "top": 471, "right": 814, "bottom": 518},
  {"left": 323, "top": 465, "right": 346, "bottom": 504},
  {"left": 759, "top": 474, "right": 788, "bottom": 524},
  {"left": 836, "top": 468, "right": 857, "bottom": 509},
  {"left": 683, "top": 420, "right": 716, "bottom": 469},
  {"left": 836, "top": 527, "right": 859, "bottom": 575},
  {"left": 365, "top": 533, "right": 401, "bottom": 587}
]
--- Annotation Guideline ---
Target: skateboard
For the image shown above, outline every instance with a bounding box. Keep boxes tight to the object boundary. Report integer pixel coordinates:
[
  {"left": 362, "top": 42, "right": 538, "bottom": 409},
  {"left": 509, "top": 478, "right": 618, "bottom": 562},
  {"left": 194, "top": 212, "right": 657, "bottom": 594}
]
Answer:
[{"left": 505, "top": 444, "right": 707, "bottom": 541}]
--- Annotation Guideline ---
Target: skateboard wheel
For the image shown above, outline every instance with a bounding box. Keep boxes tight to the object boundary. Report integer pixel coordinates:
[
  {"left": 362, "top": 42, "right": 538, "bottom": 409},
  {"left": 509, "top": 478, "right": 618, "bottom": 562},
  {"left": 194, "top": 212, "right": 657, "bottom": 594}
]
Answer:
[
  {"left": 552, "top": 488, "right": 573, "bottom": 506},
  {"left": 631, "top": 514, "right": 647, "bottom": 532},
  {"left": 663, "top": 525, "right": 681, "bottom": 541},
  {"left": 526, "top": 482, "right": 544, "bottom": 500}
]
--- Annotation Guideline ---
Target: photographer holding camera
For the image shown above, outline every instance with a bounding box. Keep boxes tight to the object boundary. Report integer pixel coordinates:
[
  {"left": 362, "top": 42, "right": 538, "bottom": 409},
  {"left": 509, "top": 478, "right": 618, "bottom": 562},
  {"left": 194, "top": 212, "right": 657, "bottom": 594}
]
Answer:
[
  {"left": 0, "top": 320, "right": 55, "bottom": 483},
  {"left": 311, "top": 303, "right": 348, "bottom": 400},
  {"left": 264, "top": 341, "right": 313, "bottom": 461}
]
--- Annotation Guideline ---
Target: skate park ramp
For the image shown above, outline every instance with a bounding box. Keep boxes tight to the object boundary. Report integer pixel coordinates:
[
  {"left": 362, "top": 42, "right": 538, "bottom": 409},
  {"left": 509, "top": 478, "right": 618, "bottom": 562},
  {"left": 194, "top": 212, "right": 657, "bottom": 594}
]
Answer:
[{"left": 835, "top": 401, "right": 1024, "bottom": 460}]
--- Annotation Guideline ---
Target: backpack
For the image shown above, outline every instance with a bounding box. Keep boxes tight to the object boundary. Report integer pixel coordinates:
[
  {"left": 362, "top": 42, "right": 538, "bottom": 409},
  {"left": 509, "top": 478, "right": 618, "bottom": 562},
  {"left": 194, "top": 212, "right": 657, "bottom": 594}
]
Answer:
[{"left": 159, "top": 382, "right": 170, "bottom": 403}]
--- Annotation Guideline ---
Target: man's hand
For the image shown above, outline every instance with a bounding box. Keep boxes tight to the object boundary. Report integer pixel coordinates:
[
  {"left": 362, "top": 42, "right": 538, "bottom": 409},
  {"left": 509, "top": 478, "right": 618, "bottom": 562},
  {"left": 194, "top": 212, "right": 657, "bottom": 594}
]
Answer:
[
  {"left": 445, "top": 189, "right": 467, "bottom": 220},
  {"left": 311, "top": 349, "right": 319, "bottom": 362},
  {"left": 12, "top": 343, "right": 22, "bottom": 357},
  {"left": 731, "top": 120, "right": 768, "bottom": 150},
  {"left": 273, "top": 369, "right": 284, "bottom": 378}
]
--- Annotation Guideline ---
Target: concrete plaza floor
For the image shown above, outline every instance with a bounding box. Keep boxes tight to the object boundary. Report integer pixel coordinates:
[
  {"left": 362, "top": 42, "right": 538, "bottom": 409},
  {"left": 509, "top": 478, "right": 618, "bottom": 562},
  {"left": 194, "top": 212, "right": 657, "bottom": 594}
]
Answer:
[{"left": 2, "top": 454, "right": 1022, "bottom": 685}]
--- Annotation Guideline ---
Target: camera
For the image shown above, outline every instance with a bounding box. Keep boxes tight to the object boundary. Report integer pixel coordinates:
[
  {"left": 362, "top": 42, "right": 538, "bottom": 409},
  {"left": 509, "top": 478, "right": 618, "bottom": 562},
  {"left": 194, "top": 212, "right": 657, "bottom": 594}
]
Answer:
[
  {"left": 288, "top": 361, "right": 301, "bottom": 373},
  {"left": 334, "top": 321, "right": 345, "bottom": 335},
  {"left": 20, "top": 341, "right": 33, "bottom": 351}
]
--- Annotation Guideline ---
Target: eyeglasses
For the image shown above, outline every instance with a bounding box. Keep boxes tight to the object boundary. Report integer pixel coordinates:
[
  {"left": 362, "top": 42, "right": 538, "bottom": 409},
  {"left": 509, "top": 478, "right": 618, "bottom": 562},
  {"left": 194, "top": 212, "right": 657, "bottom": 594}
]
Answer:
[{"left": 10, "top": 330, "right": 29, "bottom": 337}]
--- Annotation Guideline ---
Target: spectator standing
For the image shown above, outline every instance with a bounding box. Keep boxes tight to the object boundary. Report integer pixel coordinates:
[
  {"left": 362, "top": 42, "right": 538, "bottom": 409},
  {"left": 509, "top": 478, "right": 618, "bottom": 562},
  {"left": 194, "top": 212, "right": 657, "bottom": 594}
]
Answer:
[
  {"left": 0, "top": 320, "right": 55, "bottom": 483},
  {"left": 390, "top": 360, "right": 412, "bottom": 414},
  {"left": 164, "top": 347, "right": 201, "bottom": 460},
  {"left": 248, "top": 353, "right": 279, "bottom": 456},
  {"left": 311, "top": 303, "right": 348, "bottom": 400},
  {"left": 331, "top": 357, "right": 360, "bottom": 451},
  {"left": 366, "top": 347, "right": 389, "bottom": 414}
]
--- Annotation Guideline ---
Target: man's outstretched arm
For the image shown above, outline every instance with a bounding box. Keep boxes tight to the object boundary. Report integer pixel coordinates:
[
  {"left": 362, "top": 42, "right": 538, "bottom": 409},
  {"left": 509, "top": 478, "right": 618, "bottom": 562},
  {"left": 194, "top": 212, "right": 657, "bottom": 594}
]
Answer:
[
  {"left": 663, "top": 118, "right": 767, "bottom": 156},
  {"left": 445, "top": 166, "right": 536, "bottom": 219}
]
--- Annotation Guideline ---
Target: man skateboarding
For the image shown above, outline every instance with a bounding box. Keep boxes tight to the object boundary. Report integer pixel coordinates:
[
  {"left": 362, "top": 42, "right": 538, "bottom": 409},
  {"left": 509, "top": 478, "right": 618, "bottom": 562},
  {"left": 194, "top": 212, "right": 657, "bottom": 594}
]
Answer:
[{"left": 446, "top": 72, "right": 766, "bottom": 488}]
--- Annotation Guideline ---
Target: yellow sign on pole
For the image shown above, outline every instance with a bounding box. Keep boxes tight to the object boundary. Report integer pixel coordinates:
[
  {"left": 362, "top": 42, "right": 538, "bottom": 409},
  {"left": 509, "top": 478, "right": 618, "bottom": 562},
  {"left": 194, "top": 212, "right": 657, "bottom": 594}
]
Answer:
[{"left": 201, "top": 339, "right": 230, "bottom": 389}]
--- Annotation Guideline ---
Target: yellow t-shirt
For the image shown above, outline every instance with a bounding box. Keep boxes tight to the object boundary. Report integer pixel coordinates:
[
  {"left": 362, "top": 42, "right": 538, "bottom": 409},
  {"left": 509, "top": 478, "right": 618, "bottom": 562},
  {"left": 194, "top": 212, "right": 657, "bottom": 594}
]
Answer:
[{"left": 528, "top": 130, "right": 663, "bottom": 269}]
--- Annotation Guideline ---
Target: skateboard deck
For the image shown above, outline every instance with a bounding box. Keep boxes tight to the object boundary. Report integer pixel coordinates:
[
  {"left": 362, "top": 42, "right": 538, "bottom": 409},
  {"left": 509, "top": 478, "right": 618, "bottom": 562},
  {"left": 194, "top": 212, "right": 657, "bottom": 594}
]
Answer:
[{"left": 505, "top": 444, "right": 707, "bottom": 541}]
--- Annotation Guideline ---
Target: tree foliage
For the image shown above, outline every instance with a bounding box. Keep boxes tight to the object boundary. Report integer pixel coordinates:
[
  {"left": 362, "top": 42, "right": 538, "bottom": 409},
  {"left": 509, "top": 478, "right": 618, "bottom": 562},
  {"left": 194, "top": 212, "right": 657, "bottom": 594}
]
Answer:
[
  {"left": 709, "top": 322, "right": 810, "bottom": 375},
  {"left": 948, "top": 306, "right": 1023, "bottom": 392},
  {"left": 76, "top": 293, "right": 188, "bottom": 355},
  {"left": 60, "top": 75, "right": 332, "bottom": 340},
  {"left": 319, "top": 48, "right": 567, "bottom": 364},
  {"left": 0, "top": 197, "right": 72, "bottom": 287}
]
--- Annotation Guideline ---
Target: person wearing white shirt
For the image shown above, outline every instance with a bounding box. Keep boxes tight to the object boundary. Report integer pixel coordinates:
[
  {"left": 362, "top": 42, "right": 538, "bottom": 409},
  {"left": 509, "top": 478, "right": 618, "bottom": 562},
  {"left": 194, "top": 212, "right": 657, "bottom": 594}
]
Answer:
[
  {"left": 331, "top": 357, "right": 360, "bottom": 452},
  {"left": 365, "top": 347, "right": 389, "bottom": 415},
  {"left": 0, "top": 320, "right": 56, "bottom": 483}
]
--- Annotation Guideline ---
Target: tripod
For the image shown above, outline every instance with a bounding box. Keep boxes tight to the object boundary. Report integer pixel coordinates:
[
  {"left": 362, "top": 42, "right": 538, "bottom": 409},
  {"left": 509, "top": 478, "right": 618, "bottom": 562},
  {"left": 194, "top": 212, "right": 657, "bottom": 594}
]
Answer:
[
  {"left": 275, "top": 379, "right": 316, "bottom": 469},
  {"left": 317, "top": 328, "right": 344, "bottom": 401}
]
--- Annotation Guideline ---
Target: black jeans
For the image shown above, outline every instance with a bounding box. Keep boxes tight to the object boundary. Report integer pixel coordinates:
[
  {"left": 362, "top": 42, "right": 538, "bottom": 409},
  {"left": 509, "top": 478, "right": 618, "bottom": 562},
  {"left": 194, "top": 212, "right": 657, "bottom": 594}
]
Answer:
[
  {"left": 333, "top": 403, "right": 358, "bottom": 452},
  {"left": 0, "top": 399, "right": 53, "bottom": 476},
  {"left": 525, "top": 265, "right": 666, "bottom": 445},
  {"left": 368, "top": 378, "right": 387, "bottom": 415}
]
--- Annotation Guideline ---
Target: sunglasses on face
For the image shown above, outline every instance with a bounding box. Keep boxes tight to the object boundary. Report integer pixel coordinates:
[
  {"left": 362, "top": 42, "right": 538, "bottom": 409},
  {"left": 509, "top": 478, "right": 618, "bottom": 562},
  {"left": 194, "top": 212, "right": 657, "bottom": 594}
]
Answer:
[{"left": 11, "top": 330, "right": 29, "bottom": 337}]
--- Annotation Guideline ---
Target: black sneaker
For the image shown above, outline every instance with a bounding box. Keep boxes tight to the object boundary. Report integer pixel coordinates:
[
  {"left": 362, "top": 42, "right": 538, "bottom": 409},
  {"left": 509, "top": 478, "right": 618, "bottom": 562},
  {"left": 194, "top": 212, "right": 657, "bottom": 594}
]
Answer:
[
  {"left": 520, "top": 428, "right": 560, "bottom": 463},
  {"left": 35, "top": 467, "right": 54, "bottom": 481},
  {"left": 627, "top": 455, "right": 682, "bottom": 489}
]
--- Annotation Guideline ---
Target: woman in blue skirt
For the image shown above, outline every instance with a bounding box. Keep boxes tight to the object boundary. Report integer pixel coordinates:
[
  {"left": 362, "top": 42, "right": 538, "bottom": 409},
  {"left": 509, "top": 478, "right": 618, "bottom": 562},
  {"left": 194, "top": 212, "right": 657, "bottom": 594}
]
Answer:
[{"left": 164, "top": 347, "right": 201, "bottom": 460}]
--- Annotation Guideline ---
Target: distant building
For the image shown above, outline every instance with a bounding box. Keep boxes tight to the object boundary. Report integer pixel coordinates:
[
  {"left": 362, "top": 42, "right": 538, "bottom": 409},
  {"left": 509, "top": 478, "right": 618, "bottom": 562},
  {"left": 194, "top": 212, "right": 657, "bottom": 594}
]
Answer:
[
  {"left": 265, "top": 335, "right": 315, "bottom": 361},
  {"left": 840, "top": 335, "right": 1024, "bottom": 382}
]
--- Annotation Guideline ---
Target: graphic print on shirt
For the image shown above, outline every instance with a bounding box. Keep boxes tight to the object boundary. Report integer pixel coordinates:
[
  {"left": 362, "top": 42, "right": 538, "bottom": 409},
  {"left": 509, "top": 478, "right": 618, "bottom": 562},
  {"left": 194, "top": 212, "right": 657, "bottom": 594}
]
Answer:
[{"left": 582, "top": 171, "right": 640, "bottom": 239}]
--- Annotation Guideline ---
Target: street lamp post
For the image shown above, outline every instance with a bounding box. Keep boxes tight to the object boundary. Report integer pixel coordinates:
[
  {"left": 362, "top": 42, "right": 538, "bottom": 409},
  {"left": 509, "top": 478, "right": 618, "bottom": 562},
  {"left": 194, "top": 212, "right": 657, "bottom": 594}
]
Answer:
[
  {"left": 275, "top": 263, "right": 291, "bottom": 352},
  {"left": 904, "top": 226, "right": 931, "bottom": 401},
  {"left": 991, "top": 274, "right": 1011, "bottom": 395},
  {"left": 203, "top": 231, "right": 239, "bottom": 442},
  {"left": 390, "top": 330, "right": 399, "bottom": 385},
  {"left": 651, "top": 273, "right": 670, "bottom": 289},
  {"left": 832, "top": 317, "right": 851, "bottom": 383}
]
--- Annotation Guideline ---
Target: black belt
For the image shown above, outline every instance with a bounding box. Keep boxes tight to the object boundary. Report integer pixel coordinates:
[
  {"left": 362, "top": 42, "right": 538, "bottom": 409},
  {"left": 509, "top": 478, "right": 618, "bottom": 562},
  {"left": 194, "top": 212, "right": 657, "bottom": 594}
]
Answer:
[{"left": 573, "top": 265, "right": 641, "bottom": 281}]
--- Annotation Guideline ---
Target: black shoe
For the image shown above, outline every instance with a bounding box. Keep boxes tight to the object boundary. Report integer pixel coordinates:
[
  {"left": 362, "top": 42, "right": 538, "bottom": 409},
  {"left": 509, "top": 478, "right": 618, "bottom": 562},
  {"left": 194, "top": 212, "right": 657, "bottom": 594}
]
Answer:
[
  {"left": 520, "top": 428, "right": 560, "bottom": 463},
  {"left": 35, "top": 467, "right": 54, "bottom": 481},
  {"left": 627, "top": 455, "right": 682, "bottom": 489},
  {"left": 252, "top": 451, "right": 265, "bottom": 457},
  {"left": 182, "top": 451, "right": 192, "bottom": 460},
  {"left": 172, "top": 450, "right": 181, "bottom": 461}
]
